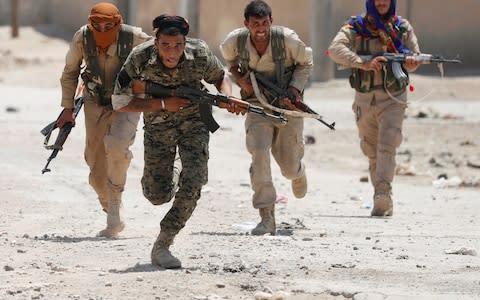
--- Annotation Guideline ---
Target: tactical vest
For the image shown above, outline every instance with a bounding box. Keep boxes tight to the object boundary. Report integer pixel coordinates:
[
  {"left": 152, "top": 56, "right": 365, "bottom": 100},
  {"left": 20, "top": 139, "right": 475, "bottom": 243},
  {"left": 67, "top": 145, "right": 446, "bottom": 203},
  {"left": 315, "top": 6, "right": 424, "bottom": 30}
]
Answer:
[
  {"left": 237, "top": 26, "right": 294, "bottom": 90},
  {"left": 82, "top": 24, "right": 134, "bottom": 108},
  {"left": 349, "top": 17, "right": 409, "bottom": 94}
]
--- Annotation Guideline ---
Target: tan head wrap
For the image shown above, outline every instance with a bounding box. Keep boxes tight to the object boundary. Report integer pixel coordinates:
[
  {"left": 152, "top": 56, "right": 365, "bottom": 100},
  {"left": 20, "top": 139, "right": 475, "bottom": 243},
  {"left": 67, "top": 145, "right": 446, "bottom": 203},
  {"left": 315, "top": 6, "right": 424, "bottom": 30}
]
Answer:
[{"left": 87, "top": 2, "right": 123, "bottom": 50}]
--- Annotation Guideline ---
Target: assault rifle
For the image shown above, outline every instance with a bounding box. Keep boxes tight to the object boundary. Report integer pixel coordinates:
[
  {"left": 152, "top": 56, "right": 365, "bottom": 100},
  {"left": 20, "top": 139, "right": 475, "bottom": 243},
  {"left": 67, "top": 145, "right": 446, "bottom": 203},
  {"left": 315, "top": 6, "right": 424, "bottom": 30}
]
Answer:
[
  {"left": 40, "top": 96, "right": 84, "bottom": 174},
  {"left": 252, "top": 72, "right": 336, "bottom": 130},
  {"left": 137, "top": 80, "right": 288, "bottom": 124},
  {"left": 357, "top": 53, "right": 462, "bottom": 87}
]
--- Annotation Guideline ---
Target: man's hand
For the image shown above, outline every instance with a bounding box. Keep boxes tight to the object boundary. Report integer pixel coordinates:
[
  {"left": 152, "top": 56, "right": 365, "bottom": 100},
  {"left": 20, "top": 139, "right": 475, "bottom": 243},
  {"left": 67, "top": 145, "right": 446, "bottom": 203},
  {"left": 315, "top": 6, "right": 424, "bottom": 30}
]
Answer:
[
  {"left": 280, "top": 86, "right": 302, "bottom": 110},
  {"left": 56, "top": 108, "right": 75, "bottom": 128},
  {"left": 229, "top": 66, "right": 254, "bottom": 96},
  {"left": 237, "top": 72, "right": 254, "bottom": 96},
  {"left": 362, "top": 56, "right": 388, "bottom": 72},
  {"left": 404, "top": 56, "right": 421, "bottom": 70}
]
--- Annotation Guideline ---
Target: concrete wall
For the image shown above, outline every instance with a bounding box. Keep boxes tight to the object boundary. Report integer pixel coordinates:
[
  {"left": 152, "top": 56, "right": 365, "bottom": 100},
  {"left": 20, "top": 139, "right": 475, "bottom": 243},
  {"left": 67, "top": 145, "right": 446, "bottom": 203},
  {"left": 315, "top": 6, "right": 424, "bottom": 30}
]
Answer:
[
  {"left": 1, "top": 0, "right": 477, "bottom": 75},
  {"left": 0, "top": 0, "right": 50, "bottom": 24},
  {"left": 48, "top": 0, "right": 119, "bottom": 33},
  {"left": 408, "top": 0, "right": 477, "bottom": 73},
  {"left": 132, "top": 0, "right": 474, "bottom": 75}
]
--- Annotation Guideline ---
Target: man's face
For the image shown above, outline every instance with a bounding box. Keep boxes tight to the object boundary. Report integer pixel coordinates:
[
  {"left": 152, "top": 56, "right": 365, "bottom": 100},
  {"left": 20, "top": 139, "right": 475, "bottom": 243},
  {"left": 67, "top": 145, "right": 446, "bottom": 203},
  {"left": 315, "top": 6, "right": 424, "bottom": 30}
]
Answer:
[
  {"left": 91, "top": 21, "right": 116, "bottom": 32},
  {"left": 374, "top": 0, "right": 391, "bottom": 16},
  {"left": 244, "top": 15, "right": 273, "bottom": 44},
  {"left": 154, "top": 34, "right": 186, "bottom": 69}
]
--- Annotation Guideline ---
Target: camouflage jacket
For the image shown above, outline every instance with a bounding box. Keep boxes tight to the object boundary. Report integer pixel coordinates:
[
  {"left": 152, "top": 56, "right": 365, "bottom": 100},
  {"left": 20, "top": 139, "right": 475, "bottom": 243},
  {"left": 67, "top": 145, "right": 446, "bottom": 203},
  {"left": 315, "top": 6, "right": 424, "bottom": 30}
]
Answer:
[{"left": 112, "top": 38, "right": 225, "bottom": 124}]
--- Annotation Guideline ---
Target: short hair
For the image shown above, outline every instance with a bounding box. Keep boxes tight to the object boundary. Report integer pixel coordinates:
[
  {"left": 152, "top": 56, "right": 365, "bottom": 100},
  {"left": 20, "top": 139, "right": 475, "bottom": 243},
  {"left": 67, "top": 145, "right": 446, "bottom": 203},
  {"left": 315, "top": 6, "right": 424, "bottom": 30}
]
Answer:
[
  {"left": 152, "top": 14, "right": 189, "bottom": 38},
  {"left": 155, "top": 27, "right": 184, "bottom": 38},
  {"left": 244, "top": 0, "right": 272, "bottom": 20}
]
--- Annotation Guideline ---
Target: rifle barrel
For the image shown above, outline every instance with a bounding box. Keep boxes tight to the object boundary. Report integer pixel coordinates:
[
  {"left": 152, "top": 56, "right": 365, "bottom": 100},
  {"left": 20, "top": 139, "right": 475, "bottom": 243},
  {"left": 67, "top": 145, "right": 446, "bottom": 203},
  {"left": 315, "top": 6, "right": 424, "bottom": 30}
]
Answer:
[{"left": 431, "top": 58, "right": 462, "bottom": 64}]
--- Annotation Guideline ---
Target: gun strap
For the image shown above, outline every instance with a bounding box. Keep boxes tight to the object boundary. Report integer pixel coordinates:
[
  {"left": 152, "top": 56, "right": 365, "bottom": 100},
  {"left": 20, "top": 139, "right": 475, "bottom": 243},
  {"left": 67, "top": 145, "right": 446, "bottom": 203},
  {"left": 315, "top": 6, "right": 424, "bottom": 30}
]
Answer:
[
  {"left": 237, "top": 29, "right": 250, "bottom": 75},
  {"left": 270, "top": 26, "right": 287, "bottom": 89}
]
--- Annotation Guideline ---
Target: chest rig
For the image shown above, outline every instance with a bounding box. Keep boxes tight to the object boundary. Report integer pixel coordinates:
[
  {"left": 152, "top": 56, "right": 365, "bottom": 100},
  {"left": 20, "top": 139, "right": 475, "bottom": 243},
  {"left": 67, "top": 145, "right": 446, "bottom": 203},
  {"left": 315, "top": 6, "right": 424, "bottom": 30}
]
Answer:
[
  {"left": 237, "top": 26, "right": 294, "bottom": 92},
  {"left": 82, "top": 24, "right": 134, "bottom": 108},
  {"left": 349, "top": 17, "right": 409, "bottom": 94}
]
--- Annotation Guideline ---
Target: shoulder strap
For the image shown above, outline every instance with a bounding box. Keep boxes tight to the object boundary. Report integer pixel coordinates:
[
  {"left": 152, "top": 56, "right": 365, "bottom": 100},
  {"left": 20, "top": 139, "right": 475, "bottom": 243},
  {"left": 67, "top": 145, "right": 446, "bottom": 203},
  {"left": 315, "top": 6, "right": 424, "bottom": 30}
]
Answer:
[
  {"left": 83, "top": 26, "right": 102, "bottom": 83},
  {"left": 237, "top": 28, "right": 250, "bottom": 75},
  {"left": 117, "top": 24, "right": 134, "bottom": 64},
  {"left": 270, "top": 26, "right": 286, "bottom": 88}
]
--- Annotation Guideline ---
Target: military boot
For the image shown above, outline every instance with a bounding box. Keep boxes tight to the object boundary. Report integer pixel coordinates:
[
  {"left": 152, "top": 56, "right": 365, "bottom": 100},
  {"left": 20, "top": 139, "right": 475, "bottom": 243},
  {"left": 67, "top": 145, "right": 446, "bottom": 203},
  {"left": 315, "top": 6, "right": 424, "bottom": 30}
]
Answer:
[
  {"left": 292, "top": 174, "right": 308, "bottom": 199},
  {"left": 97, "top": 194, "right": 125, "bottom": 238},
  {"left": 251, "top": 205, "right": 276, "bottom": 236},
  {"left": 371, "top": 182, "right": 393, "bottom": 217},
  {"left": 151, "top": 231, "right": 181, "bottom": 269}
]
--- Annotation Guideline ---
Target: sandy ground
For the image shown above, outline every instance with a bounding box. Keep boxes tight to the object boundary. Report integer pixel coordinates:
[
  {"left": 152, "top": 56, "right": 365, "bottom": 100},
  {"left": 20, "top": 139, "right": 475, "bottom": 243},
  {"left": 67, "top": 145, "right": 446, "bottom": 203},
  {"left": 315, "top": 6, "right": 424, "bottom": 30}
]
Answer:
[{"left": 0, "top": 26, "right": 479, "bottom": 300}]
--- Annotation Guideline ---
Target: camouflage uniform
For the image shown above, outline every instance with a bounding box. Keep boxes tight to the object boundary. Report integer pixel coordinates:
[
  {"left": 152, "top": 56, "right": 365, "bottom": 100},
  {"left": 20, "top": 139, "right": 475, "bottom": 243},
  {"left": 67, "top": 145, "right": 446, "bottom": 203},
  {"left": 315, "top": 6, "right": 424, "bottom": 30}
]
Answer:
[
  {"left": 60, "top": 24, "right": 150, "bottom": 236},
  {"left": 328, "top": 16, "right": 420, "bottom": 216},
  {"left": 112, "top": 38, "right": 225, "bottom": 235}
]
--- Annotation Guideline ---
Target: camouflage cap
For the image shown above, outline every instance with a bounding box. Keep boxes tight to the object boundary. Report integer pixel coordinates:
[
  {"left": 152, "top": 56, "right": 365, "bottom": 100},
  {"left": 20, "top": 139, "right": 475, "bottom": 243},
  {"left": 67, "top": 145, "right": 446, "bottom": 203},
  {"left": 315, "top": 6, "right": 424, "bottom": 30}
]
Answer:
[{"left": 152, "top": 14, "right": 189, "bottom": 36}]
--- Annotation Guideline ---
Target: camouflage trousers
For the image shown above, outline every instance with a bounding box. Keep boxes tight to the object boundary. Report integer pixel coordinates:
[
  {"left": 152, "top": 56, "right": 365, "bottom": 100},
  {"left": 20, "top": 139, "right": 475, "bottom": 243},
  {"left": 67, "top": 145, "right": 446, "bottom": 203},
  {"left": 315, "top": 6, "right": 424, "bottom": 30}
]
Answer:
[
  {"left": 245, "top": 113, "right": 305, "bottom": 209},
  {"left": 352, "top": 90, "right": 406, "bottom": 187},
  {"left": 83, "top": 100, "right": 140, "bottom": 205},
  {"left": 142, "top": 109, "right": 209, "bottom": 235}
]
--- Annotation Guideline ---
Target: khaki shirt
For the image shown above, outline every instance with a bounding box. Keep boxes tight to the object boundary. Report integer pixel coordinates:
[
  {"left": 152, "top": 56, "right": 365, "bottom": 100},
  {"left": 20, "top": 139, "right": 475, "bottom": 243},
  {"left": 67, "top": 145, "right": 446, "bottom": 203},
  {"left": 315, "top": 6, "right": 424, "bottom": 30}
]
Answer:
[
  {"left": 60, "top": 25, "right": 151, "bottom": 109},
  {"left": 328, "top": 18, "right": 420, "bottom": 86},
  {"left": 220, "top": 26, "right": 313, "bottom": 91}
]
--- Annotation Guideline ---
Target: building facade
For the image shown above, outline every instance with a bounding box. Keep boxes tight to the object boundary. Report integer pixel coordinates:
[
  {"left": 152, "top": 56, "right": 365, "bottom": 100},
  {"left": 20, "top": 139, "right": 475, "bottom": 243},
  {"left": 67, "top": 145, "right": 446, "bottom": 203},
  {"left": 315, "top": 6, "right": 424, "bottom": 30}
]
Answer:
[{"left": 1, "top": 0, "right": 475, "bottom": 77}]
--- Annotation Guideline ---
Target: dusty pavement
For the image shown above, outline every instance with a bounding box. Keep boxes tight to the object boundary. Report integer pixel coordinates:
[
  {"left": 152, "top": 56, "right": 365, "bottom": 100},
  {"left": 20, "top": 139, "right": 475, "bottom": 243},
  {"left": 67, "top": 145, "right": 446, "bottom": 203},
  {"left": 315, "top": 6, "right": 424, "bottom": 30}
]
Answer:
[{"left": 1, "top": 26, "right": 479, "bottom": 300}]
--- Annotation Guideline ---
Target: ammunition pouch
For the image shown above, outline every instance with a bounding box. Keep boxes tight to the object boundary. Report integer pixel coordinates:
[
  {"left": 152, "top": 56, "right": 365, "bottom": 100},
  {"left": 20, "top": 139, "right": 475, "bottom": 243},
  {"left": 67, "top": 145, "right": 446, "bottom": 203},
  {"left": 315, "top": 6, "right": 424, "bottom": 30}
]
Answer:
[
  {"left": 349, "top": 68, "right": 375, "bottom": 93},
  {"left": 349, "top": 63, "right": 408, "bottom": 94}
]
